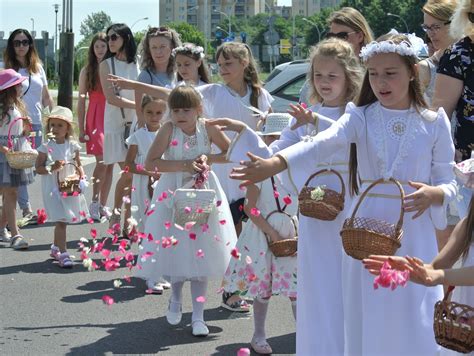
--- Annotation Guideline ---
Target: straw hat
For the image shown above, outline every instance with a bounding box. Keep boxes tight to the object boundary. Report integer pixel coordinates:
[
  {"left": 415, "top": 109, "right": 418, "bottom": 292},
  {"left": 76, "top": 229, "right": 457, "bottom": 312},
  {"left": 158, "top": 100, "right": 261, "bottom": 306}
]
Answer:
[
  {"left": 44, "top": 106, "right": 74, "bottom": 125},
  {"left": 0, "top": 69, "right": 27, "bottom": 91},
  {"left": 256, "top": 113, "right": 292, "bottom": 136}
]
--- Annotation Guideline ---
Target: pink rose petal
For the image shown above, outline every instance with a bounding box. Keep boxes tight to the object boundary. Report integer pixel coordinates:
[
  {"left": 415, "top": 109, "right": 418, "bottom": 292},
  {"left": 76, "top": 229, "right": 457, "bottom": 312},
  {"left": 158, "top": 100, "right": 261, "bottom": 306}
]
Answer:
[
  {"left": 196, "top": 295, "right": 206, "bottom": 303},
  {"left": 102, "top": 295, "right": 114, "bottom": 305},
  {"left": 196, "top": 249, "right": 205, "bottom": 258},
  {"left": 250, "top": 208, "right": 260, "bottom": 217}
]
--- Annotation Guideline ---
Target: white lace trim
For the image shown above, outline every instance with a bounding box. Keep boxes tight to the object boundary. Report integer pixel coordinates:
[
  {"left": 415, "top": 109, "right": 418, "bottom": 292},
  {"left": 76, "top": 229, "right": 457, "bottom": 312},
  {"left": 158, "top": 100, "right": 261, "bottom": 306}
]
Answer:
[{"left": 372, "top": 103, "right": 418, "bottom": 179}]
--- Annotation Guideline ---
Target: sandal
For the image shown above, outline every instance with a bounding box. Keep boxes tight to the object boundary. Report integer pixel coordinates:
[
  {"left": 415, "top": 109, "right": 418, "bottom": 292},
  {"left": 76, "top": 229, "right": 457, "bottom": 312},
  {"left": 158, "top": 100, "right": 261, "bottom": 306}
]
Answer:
[
  {"left": 10, "top": 235, "right": 29, "bottom": 250},
  {"left": 146, "top": 280, "right": 164, "bottom": 295},
  {"left": 221, "top": 292, "right": 250, "bottom": 312},
  {"left": 251, "top": 337, "right": 273, "bottom": 354}
]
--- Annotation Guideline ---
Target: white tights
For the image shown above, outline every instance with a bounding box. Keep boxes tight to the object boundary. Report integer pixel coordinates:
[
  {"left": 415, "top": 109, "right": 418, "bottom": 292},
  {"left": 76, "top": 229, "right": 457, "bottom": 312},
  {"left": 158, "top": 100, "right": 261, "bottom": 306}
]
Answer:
[
  {"left": 253, "top": 297, "right": 297, "bottom": 341},
  {"left": 170, "top": 279, "right": 208, "bottom": 322}
]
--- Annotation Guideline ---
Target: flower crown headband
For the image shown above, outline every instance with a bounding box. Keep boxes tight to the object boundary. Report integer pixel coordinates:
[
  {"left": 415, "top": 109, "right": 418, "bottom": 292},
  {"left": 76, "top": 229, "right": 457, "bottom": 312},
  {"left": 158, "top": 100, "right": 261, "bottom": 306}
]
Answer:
[
  {"left": 172, "top": 44, "right": 205, "bottom": 59},
  {"left": 359, "top": 39, "right": 417, "bottom": 61}
]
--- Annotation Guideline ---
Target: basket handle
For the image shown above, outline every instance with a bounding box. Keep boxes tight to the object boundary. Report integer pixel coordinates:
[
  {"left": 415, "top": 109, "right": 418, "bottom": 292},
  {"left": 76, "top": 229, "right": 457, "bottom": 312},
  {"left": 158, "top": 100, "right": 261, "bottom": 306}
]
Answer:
[
  {"left": 303, "top": 168, "right": 345, "bottom": 198},
  {"left": 263, "top": 210, "right": 298, "bottom": 245},
  {"left": 442, "top": 285, "right": 455, "bottom": 301},
  {"left": 350, "top": 178, "right": 405, "bottom": 232},
  {"left": 56, "top": 162, "right": 81, "bottom": 186},
  {"left": 7, "top": 117, "right": 34, "bottom": 150}
]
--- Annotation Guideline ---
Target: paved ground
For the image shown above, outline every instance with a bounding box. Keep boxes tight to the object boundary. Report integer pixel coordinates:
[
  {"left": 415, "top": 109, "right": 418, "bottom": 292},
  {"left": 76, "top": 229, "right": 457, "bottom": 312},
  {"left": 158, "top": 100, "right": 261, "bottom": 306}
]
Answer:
[{"left": 0, "top": 162, "right": 296, "bottom": 355}]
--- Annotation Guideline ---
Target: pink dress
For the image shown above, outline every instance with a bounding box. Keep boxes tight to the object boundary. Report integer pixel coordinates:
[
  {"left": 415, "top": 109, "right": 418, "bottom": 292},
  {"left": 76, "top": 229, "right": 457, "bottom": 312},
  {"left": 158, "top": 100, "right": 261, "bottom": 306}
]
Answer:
[{"left": 85, "top": 83, "right": 106, "bottom": 155}]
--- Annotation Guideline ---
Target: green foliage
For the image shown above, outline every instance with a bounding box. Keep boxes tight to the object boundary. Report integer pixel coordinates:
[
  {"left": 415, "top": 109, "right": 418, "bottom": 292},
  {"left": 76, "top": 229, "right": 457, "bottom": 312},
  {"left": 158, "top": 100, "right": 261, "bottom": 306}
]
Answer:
[
  {"left": 79, "top": 11, "right": 112, "bottom": 39},
  {"left": 166, "top": 22, "right": 206, "bottom": 47}
]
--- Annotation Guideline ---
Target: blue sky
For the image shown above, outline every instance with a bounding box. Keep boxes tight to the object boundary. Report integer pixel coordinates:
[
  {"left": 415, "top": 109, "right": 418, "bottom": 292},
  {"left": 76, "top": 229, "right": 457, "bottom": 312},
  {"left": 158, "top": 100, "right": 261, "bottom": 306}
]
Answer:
[{"left": 0, "top": 0, "right": 291, "bottom": 44}]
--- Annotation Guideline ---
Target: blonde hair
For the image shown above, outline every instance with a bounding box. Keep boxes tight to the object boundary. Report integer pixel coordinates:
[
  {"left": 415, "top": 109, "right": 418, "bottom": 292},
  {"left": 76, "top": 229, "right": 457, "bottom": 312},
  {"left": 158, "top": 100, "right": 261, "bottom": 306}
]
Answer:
[
  {"left": 328, "top": 7, "right": 374, "bottom": 47},
  {"left": 45, "top": 118, "right": 75, "bottom": 140},
  {"left": 450, "top": 0, "right": 474, "bottom": 38},
  {"left": 423, "top": 0, "right": 458, "bottom": 22},
  {"left": 216, "top": 42, "right": 263, "bottom": 109},
  {"left": 140, "top": 27, "right": 182, "bottom": 76},
  {"left": 308, "top": 38, "right": 363, "bottom": 104}
]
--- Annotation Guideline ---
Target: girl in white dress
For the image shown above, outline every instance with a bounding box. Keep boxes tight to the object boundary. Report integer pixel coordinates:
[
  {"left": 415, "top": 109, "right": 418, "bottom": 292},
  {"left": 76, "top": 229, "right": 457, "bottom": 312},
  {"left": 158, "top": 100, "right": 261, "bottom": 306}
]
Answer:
[
  {"left": 222, "top": 115, "right": 297, "bottom": 354},
  {"left": 364, "top": 199, "right": 474, "bottom": 355},
  {"left": 230, "top": 33, "right": 458, "bottom": 355},
  {"left": 99, "top": 23, "right": 139, "bottom": 235},
  {"left": 213, "top": 38, "right": 363, "bottom": 355},
  {"left": 173, "top": 43, "right": 211, "bottom": 87},
  {"left": 124, "top": 95, "right": 166, "bottom": 232},
  {"left": 135, "top": 85, "right": 238, "bottom": 337},
  {"left": 36, "top": 106, "right": 89, "bottom": 268}
]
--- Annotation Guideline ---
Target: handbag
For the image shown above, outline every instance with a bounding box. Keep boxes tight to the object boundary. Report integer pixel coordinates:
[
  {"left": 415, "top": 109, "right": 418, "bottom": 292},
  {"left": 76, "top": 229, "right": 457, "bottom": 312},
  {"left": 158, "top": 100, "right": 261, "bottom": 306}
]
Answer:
[
  {"left": 110, "top": 57, "right": 131, "bottom": 148},
  {"left": 264, "top": 176, "right": 298, "bottom": 257}
]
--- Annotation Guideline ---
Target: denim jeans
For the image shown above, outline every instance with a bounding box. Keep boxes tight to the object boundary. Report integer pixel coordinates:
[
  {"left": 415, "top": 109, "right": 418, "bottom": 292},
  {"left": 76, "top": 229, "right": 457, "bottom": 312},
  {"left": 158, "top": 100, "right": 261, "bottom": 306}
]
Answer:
[{"left": 17, "top": 124, "right": 43, "bottom": 211}]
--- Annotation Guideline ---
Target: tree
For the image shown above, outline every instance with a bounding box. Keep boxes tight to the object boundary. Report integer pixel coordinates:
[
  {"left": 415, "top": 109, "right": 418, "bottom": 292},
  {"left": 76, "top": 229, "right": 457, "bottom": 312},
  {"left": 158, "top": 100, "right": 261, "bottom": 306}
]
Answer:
[
  {"left": 79, "top": 11, "right": 113, "bottom": 39},
  {"left": 166, "top": 22, "right": 206, "bottom": 47}
]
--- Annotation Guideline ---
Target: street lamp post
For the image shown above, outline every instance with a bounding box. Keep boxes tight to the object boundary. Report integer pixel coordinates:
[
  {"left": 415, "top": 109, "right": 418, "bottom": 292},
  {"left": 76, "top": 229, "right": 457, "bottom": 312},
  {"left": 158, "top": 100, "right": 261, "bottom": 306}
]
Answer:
[
  {"left": 216, "top": 26, "right": 229, "bottom": 36},
  {"left": 213, "top": 10, "right": 232, "bottom": 36},
  {"left": 302, "top": 18, "right": 321, "bottom": 43},
  {"left": 30, "top": 18, "right": 35, "bottom": 32},
  {"left": 131, "top": 17, "right": 149, "bottom": 29},
  {"left": 53, "top": 4, "right": 60, "bottom": 80},
  {"left": 387, "top": 13, "right": 409, "bottom": 33}
]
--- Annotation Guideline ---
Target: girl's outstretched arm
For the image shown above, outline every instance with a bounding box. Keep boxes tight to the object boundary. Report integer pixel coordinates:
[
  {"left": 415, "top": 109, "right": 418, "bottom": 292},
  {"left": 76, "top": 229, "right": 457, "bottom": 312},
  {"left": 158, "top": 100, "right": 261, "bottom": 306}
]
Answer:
[
  {"left": 205, "top": 120, "right": 230, "bottom": 164},
  {"left": 107, "top": 74, "right": 171, "bottom": 101},
  {"left": 99, "top": 62, "right": 135, "bottom": 109},
  {"left": 230, "top": 153, "right": 287, "bottom": 187}
]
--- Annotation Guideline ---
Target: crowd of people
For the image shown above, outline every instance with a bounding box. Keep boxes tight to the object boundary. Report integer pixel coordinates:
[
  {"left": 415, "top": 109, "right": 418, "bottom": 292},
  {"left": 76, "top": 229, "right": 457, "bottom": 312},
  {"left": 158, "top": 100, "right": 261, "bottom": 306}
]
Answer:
[{"left": 0, "top": 0, "right": 473, "bottom": 354}]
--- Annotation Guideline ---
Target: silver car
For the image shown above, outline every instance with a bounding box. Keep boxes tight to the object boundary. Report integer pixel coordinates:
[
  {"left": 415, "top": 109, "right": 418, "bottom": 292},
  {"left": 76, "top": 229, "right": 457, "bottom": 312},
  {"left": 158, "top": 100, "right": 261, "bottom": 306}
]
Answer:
[{"left": 264, "top": 60, "right": 310, "bottom": 113}]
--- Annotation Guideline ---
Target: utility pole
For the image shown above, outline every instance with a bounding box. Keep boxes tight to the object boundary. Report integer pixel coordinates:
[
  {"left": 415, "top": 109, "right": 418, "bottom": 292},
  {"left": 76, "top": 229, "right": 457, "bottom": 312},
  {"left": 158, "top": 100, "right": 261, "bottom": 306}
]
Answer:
[
  {"left": 58, "top": 0, "right": 74, "bottom": 109},
  {"left": 53, "top": 4, "right": 60, "bottom": 81}
]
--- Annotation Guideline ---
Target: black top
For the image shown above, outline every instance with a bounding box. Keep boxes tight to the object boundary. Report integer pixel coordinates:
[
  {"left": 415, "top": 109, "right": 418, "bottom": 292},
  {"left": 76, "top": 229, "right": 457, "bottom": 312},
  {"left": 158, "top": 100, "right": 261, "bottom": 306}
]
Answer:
[{"left": 437, "top": 36, "right": 474, "bottom": 161}]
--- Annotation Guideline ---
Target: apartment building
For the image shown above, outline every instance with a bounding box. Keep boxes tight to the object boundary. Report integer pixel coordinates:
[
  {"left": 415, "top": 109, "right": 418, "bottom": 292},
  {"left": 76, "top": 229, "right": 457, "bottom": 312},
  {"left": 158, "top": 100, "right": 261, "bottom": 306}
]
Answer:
[{"left": 292, "top": 0, "right": 342, "bottom": 16}]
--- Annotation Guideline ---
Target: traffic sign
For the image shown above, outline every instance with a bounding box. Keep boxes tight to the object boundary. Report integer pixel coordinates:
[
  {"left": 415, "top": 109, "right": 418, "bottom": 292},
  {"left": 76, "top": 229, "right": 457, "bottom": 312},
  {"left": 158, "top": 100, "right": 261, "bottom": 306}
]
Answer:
[{"left": 264, "top": 30, "right": 280, "bottom": 45}]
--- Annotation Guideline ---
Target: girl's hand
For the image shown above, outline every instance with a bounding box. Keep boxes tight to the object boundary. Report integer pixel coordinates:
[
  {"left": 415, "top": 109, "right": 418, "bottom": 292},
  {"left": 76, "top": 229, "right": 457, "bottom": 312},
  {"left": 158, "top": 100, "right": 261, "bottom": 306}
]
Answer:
[
  {"left": 107, "top": 74, "right": 135, "bottom": 91},
  {"left": 362, "top": 255, "right": 410, "bottom": 276},
  {"left": 0, "top": 145, "right": 10, "bottom": 154},
  {"left": 230, "top": 153, "right": 287, "bottom": 187},
  {"left": 405, "top": 257, "right": 442, "bottom": 286},
  {"left": 193, "top": 155, "right": 208, "bottom": 172},
  {"left": 403, "top": 182, "right": 444, "bottom": 219},
  {"left": 51, "top": 160, "right": 65, "bottom": 172},
  {"left": 288, "top": 103, "right": 314, "bottom": 130},
  {"left": 78, "top": 131, "right": 86, "bottom": 143},
  {"left": 207, "top": 118, "right": 247, "bottom": 133}
]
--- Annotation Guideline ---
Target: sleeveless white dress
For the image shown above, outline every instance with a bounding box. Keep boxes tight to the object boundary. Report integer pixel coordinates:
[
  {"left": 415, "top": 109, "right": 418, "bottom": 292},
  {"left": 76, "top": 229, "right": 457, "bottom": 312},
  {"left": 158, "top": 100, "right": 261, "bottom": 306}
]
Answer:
[{"left": 136, "top": 119, "right": 238, "bottom": 283}]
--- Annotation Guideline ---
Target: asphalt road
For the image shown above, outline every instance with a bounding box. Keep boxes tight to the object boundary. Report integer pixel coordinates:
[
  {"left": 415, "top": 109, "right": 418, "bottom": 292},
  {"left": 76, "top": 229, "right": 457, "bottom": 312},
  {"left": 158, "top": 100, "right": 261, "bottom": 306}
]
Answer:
[{"left": 0, "top": 162, "right": 296, "bottom": 355}]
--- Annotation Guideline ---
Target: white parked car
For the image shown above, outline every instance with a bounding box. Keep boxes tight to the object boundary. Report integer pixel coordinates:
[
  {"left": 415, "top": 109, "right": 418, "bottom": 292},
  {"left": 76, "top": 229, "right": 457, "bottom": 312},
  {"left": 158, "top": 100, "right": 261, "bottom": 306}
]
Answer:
[{"left": 264, "top": 60, "right": 310, "bottom": 113}]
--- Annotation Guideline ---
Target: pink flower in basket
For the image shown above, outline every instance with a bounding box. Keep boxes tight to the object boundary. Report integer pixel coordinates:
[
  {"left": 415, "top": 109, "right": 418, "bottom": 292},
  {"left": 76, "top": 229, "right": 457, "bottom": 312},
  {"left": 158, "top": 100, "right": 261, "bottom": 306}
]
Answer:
[{"left": 373, "top": 261, "right": 410, "bottom": 290}]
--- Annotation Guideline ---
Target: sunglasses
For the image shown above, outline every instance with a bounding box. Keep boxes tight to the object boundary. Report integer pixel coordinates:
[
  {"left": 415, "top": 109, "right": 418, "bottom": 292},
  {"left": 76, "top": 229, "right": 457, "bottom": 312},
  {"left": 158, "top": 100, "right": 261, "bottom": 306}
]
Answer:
[
  {"left": 13, "top": 39, "right": 31, "bottom": 47},
  {"left": 468, "top": 12, "right": 474, "bottom": 23},
  {"left": 421, "top": 21, "right": 451, "bottom": 33},
  {"left": 325, "top": 31, "right": 358, "bottom": 40},
  {"left": 105, "top": 33, "right": 120, "bottom": 42}
]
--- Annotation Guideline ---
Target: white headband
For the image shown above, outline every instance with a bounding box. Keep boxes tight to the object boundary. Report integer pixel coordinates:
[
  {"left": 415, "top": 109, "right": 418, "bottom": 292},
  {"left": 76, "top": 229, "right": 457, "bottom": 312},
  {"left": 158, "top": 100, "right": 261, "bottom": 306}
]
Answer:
[
  {"left": 172, "top": 45, "right": 205, "bottom": 59},
  {"left": 359, "top": 40, "right": 417, "bottom": 61}
]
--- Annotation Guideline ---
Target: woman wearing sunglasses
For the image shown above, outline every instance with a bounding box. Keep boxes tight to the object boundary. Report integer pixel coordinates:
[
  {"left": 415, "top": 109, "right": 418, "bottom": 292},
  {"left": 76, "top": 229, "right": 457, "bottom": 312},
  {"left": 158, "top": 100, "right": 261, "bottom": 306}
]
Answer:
[
  {"left": 3, "top": 28, "right": 54, "bottom": 224},
  {"left": 99, "top": 23, "right": 139, "bottom": 236}
]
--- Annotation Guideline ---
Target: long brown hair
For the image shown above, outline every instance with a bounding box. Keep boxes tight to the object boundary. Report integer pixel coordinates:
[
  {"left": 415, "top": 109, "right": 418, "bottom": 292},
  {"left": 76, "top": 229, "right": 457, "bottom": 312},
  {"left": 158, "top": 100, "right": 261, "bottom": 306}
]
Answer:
[
  {"left": 140, "top": 27, "right": 181, "bottom": 76},
  {"left": 3, "top": 29, "right": 42, "bottom": 74},
  {"left": 174, "top": 44, "right": 211, "bottom": 84},
  {"left": 349, "top": 33, "right": 428, "bottom": 195},
  {"left": 216, "top": 42, "right": 262, "bottom": 109},
  {"left": 460, "top": 198, "right": 474, "bottom": 261},
  {"left": 0, "top": 85, "right": 26, "bottom": 126},
  {"left": 85, "top": 33, "right": 107, "bottom": 92},
  {"left": 168, "top": 85, "right": 202, "bottom": 111}
]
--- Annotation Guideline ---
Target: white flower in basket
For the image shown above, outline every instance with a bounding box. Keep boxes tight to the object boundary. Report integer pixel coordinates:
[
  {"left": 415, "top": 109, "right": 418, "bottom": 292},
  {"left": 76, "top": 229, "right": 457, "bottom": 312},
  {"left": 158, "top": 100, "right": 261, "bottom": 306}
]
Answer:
[{"left": 310, "top": 185, "right": 326, "bottom": 201}]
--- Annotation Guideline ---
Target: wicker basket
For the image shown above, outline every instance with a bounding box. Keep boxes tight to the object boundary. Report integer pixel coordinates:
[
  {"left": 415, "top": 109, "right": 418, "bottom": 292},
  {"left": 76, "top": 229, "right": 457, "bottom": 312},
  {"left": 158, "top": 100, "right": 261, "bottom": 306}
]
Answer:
[
  {"left": 173, "top": 188, "right": 216, "bottom": 226},
  {"left": 5, "top": 117, "right": 38, "bottom": 169},
  {"left": 340, "top": 178, "right": 404, "bottom": 260},
  {"left": 298, "top": 169, "right": 345, "bottom": 221},
  {"left": 57, "top": 163, "right": 82, "bottom": 196},
  {"left": 434, "top": 286, "right": 474, "bottom": 353},
  {"left": 265, "top": 210, "right": 298, "bottom": 257}
]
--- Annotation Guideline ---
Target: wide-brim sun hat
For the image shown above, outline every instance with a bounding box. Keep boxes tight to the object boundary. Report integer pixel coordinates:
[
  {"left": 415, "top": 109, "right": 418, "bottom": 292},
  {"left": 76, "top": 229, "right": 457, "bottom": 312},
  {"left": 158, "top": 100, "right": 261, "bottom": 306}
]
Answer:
[
  {"left": 256, "top": 113, "right": 292, "bottom": 136},
  {"left": 43, "top": 106, "right": 75, "bottom": 125},
  {"left": 0, "top": 69, "right": 28, "bottom": 91}
]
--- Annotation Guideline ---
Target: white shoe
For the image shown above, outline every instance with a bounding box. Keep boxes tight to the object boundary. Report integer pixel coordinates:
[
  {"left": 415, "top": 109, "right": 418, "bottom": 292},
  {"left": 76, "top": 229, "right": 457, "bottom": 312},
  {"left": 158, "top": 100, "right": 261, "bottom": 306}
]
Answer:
[
  {"left": 192, "top": 320, "right": 209, "bottom": 337},
  {"left": 89, "top": 201, "right": 101, "bottom": 221},
  {"left": 0, "top": 228, "right": 11, "bottom": 242},
  {"left": 166, "top": 300, "right": 182, "bottom": 325},
  {"left": 100, "top": 205, "right": 112, "bottom": 219},
  {"left": 159, "top": 279, "right": 171, "bottom": 290},
  {"left": 146, "top": 280, "right": 163, "bottom": 294}
]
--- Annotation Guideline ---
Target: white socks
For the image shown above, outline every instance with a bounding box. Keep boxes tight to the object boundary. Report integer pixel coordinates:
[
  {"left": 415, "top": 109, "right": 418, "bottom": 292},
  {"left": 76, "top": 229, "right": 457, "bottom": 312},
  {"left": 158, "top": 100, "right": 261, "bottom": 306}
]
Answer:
[
  {"left": 291, "top": 299, "right": 297, "bottom": 320},
  {"left": 191, "top": 279, "right": 208, "bottom": 322},
  {"left": 169, "top": 279, "right": 208, "bottom": 321},
  {"left": 253, "top": 297, "right": 270, "bottom": 341}
]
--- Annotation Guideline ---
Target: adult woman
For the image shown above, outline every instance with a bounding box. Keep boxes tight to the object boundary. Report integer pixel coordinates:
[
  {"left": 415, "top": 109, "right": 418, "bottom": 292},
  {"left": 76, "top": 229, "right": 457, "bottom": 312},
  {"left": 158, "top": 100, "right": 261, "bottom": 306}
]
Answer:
[
  {"left": 300, "top": 7, "right": 373, "bottom": 104},
  {"left": 432, "top": 0, "right": 474, "bottom": 219},
  {"left": 135, "top": 27, "right": 181, "bottom": 125},
  {"left": 419, "top": 0, "right": 458, "bottom": 104},
  {"left": 99, "top": 23, "right": 138, "bottom": 233},
  {"left": 77, "top": 33, "right": 110, "bottom": 221},
  {"left": 3, "top": 29, "right": 53, "bottom": 222}
]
